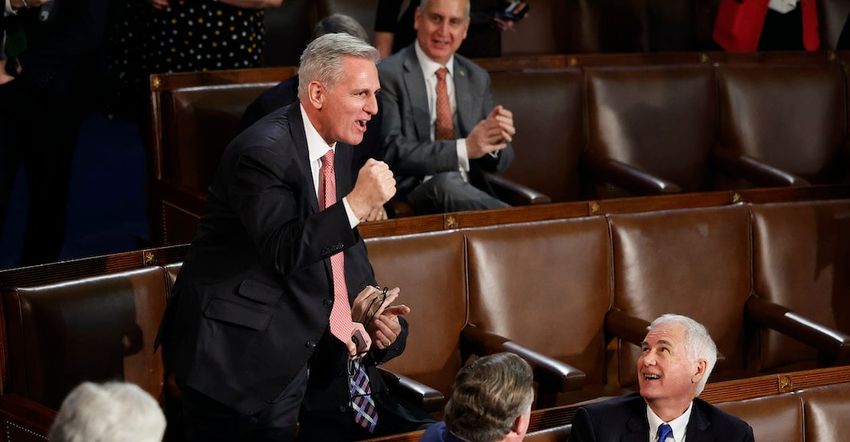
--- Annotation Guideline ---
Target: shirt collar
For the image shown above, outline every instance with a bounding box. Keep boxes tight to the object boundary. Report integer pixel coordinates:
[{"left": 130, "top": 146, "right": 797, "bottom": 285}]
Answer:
[
  {"left": 299, "top": 103, "right": 336, "bottom": 163},
  {"left": 414, "top": 41, "right": 455, "bottom": 79},
  {"left": 646, "top": 401, "right": 693, "bottom": 441}
]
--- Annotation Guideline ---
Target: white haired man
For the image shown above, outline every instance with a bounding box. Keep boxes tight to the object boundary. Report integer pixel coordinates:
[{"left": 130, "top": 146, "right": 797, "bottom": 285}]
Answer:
[
  {"left": 569, "top": 314, "right": 754, "bottom": 442},
  {"left": 48, "top": 382, "right": 166, "bottom": 442}
]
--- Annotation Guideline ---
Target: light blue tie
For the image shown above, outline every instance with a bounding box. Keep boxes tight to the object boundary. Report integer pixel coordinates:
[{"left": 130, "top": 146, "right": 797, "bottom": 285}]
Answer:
[{"left": 657, "top": 423, "right": 673, "bottom": 441}]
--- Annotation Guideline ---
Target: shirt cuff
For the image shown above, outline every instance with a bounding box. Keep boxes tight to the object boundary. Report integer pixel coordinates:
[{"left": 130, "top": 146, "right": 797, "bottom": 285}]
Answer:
[
  {"left": 5, "top": 0, "right": 16, "bottom": 16},
  {"left": 342, "top": 197, "right": 360, "bottom": 229},
  {"left": 456, "top": 139, "right": 470, "bottom": 172}
]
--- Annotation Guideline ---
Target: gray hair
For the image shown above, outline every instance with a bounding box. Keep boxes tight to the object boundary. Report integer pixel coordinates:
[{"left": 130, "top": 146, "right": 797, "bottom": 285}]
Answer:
[
  {"left": 297, "top": 33, "right": 379, "bottom": 100},
  {"left": 48, "top": 382, "right": 166, "bottom": 442},
  {"left": 444, "top": 353, "right": 534, "bottom": 442},
  {"left": 649, "top": 314, "right": 718, "bottom": 396},
  {"left": 419, "top": 0, "right": 471, "bottom": 18},
  {"left": 312, "top": 14, "right": 369, "bottom": 42}
]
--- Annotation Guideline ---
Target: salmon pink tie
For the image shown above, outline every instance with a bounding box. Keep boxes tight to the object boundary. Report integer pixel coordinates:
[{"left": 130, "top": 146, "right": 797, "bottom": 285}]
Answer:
[{"left": 320, "top": 150, "right": 353, "bottom": 344}]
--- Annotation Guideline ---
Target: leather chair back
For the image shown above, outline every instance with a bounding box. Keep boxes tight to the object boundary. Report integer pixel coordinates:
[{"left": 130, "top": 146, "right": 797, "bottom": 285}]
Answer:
[
  {"left": 715, "top": 393, "right": 804, "bottom": 442},
  {"left": 801, "top": 382, "right": 850, "bottom": 442},
  {"left": 365, "top": 231, "right": 467, "bottom": 395},
  {"left": 2, "top": 267, "right": 170, "bottom": 408},
  {"left": 717, "top": 64, "right": 846, "bottom": 184},
  {"left": 585, "top": 64, "right": 716, "bottom": 196},
  {"left": 751, "top": 200, "right": 850, "bottom": 372},
  {"left": 162, "top": 84, "right": 274, "bottom": 193},
  {"left": 465, "top": 217, "right": 612, "bottom": 386},
  {"left": 608, "top": 205, "right": 752, "bottom": 387},
  {"left": 490, "top": 69, "right": 584, "bottom": 202}
]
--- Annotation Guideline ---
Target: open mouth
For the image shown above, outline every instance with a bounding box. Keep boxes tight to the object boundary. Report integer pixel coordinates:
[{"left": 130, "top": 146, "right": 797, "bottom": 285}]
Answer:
[
  {"left": 642, "top": 373, "right": 662, "bottom": 380},
  {"left": 355, "top": 120, "right": 368, "bottom": 130}
]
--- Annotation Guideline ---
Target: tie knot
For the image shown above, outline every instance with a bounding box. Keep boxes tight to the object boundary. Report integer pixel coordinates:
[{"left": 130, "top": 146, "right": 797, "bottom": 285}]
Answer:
[
  {"left": 657, "top": 423, "right": 673, "bottom": 441},
  {"left": 435, "top": 67, "right": 449, "bottom": 81},
  {"left": 321, "top": 149, "right": 335, "bottom": 167}
]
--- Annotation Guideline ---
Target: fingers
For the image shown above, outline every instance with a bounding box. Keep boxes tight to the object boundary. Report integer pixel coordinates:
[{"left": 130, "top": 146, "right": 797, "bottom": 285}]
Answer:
[
  {"left": 370, "top": 315, "right": 401, "bottom": 349},
  {"left": 381, "top": 304, "right": 411, "bottom": 319}
]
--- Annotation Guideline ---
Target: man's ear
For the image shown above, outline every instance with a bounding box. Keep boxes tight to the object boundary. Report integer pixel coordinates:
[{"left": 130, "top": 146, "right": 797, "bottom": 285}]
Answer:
[
  {"left": 692, "top": 359, "right": 707, "bottom": 384},
  {"left": 307, "top": 80, "right": 324, "bottom": 110},
  {"left": 511, "top": 412, "right": 531, "bottom": 438}
]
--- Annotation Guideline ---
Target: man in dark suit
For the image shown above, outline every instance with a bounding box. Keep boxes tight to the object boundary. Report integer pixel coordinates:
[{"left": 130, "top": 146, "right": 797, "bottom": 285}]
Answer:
[
  {"left": 378, "top": 0, "right": 516, "bottom": 215},
  {"left": 569, "top": 314, "right": 755, "bottom": 442},
  {"left": 159, "top": 33, "right": 428, "bottom": 441},
  {"left": 1, "top": 0, "right": 108, "bottom": 265}
]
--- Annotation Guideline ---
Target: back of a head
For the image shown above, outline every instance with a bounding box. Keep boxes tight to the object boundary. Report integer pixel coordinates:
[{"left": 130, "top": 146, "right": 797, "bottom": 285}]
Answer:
[
  {"left": 48, "top": 382, "right": 166, "bottom": 442},
  {"left": 312, "top": 13, "right": 369, "bottom": 43},
  {"left": 444, "top": 353, "right": 534, "bottom": 442}
]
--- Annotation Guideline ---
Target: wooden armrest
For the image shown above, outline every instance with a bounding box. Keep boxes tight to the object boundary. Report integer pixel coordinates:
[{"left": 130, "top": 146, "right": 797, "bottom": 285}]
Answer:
[
  {"left": 485, "top": 173, "right": 552, "bottom": 206},
  {"left": 0, "top": 394, "right": 57, "bottom": 437},
  {"left": 376, "top": 367, "right": 445, "bottom": 413},
  {"left": 747, "top": 297, "right": 850, "bottom": 363},
  {"left": 585, "top": 155, "right": 682, "bottom": 195},
  {"left": 713, "top": 150, "right": 810, "bottom": 188},
  {"left": 462, "top": 326, "right": 586, "bottom": 392}
]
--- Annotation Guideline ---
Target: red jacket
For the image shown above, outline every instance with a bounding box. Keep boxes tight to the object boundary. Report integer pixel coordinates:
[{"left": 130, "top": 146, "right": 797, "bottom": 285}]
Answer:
[{"left": 714, "top": 0, "right": 819, "bottom": 51}]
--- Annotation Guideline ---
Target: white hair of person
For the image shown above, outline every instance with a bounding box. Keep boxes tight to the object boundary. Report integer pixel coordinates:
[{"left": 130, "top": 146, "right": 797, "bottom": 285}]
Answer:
[
  {"left": 297, "top": 33, "right": 379, "bottom": 100},
  {"left": 48, "top": 381, "right": 166, "bottom": 442},
  {"left": 649, "top": 314, "right": 718, "bottom": 396},
  {"left": 419, "top": 0, "right": 472, "bottom": 17}
]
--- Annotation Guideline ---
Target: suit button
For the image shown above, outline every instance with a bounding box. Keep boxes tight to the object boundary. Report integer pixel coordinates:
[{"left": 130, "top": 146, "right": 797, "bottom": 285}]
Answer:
[
  {"left": 323, "top": 299, "right": 333, "bottom": 307},
  {"left": 305, "top": 340, "right": 316, "bottom": 348},
  {"left": 338, "top": 405, "right": 348, "bottom": 413}
]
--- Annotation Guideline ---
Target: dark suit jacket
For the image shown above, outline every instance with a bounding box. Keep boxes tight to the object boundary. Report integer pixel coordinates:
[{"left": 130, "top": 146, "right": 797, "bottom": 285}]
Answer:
[
  {"left": 160, "top": 103, "right": 406, "bottom": 415},
  {"left": 569, "top": 393, "right": 755, "bottom": 442},
  {"left": 377, "top": 44, "right": 514, "bottom": 198},
  {"left": 239, "top": 74, "right": 385, "bottom": 179}
]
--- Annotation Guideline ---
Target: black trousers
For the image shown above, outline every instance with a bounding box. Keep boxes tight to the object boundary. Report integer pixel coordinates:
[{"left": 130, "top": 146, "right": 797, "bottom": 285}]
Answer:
[
  {"left": 0, "top": 74, "right": 80, "bottom": 266},
  {"left": 180, "top": 365, "right": 308, "bottom": 442}
]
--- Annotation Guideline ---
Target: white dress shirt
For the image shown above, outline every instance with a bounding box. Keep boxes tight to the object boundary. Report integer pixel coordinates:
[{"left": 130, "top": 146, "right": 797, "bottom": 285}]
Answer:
[
  {"left": 299, "top": 104, "right": 360, "bottom": 228},
  {"left": 646, "top": 402, "right": 693, "bottom": 442}
]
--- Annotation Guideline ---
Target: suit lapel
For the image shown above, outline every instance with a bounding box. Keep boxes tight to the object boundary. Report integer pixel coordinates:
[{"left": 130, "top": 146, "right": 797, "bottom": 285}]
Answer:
[
  {"left": 685, "top": 400, "right": 713, "bottom": 442},
  {"left": 452, "top": 58, "right": 476, "bottom": 137},
  {"left": 287, "top": 104, "right": 320, "bottom": 215},
  {"left": 402, "top": 47, "right": 432, "bottom": 141}
]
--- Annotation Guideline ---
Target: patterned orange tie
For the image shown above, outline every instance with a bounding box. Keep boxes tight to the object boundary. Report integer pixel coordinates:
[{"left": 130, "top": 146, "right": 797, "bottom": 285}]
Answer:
[
  {"left": 435, "top": 67, "right": 454, "bottom": 140},
  {"left": 320, "top": 150, "right": 353, "bottom": 344}
]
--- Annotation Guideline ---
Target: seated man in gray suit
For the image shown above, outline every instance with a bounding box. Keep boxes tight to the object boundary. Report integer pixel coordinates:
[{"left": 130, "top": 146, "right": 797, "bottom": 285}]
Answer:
[
  {"left": 569, "top": 314, "right": 754, "bottom": 442},
  {"left": 378, "top": 0, "right": 516, "bottom": 215}
]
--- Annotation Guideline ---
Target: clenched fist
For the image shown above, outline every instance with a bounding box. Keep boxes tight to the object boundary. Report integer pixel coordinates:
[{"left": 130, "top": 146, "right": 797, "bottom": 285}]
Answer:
[{"left": 347, "top": 159, "right": 396, "bottom": 220}]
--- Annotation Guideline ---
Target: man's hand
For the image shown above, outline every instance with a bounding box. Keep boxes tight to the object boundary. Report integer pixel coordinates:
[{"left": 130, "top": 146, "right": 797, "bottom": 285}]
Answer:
[
  {"left": 348, "top": 322, "right": 372, "bottom": 357},
  {"left": 466, "top": 105, "right": 515, "bottom": 159},
  {"left": 0, "top": 61, "right": 14, "bottom": 86},
  {"left": 9, "top": 0, "right": 49, "bottom": 10},
  {"left": 368, "top": 304, "right": 410, "bottom": 350},
  {"left": 351, "top": 286, "right": 399, "bottom": 324},
  {"left": 347, "top": 159, "right": 396, "bottom": 220}
]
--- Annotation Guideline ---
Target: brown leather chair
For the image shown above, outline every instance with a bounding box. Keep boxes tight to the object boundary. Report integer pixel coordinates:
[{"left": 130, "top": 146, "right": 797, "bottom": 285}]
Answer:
[
  {"left": 1, "top": 267, "right": 170, "bottom": 409},
  {"left": 490, "top": 69, "right": 584, "bottom": 203},
  {"left": 750, "top": 200, "right": 850, "bottom": 372},
  {"left": 715, "top": 63, "right": 847, "bottom": 188},
  {"left": 800, "top": 382, "right": 850, "bottom": 442},
  {"left": 715, "top": 394, "right": 804, "bottom": 442},
  {"left": 464, "top": 217, "right": 616, "bottom": 406},
  {"left": 364, "top": 231, "right": 468, "bottom": 411},
  {"left": 584, "top": 64, "right": 716, "bottom": 198},
  {"left": 605, "top": 205, "right": 755, "bottom": 387}
]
